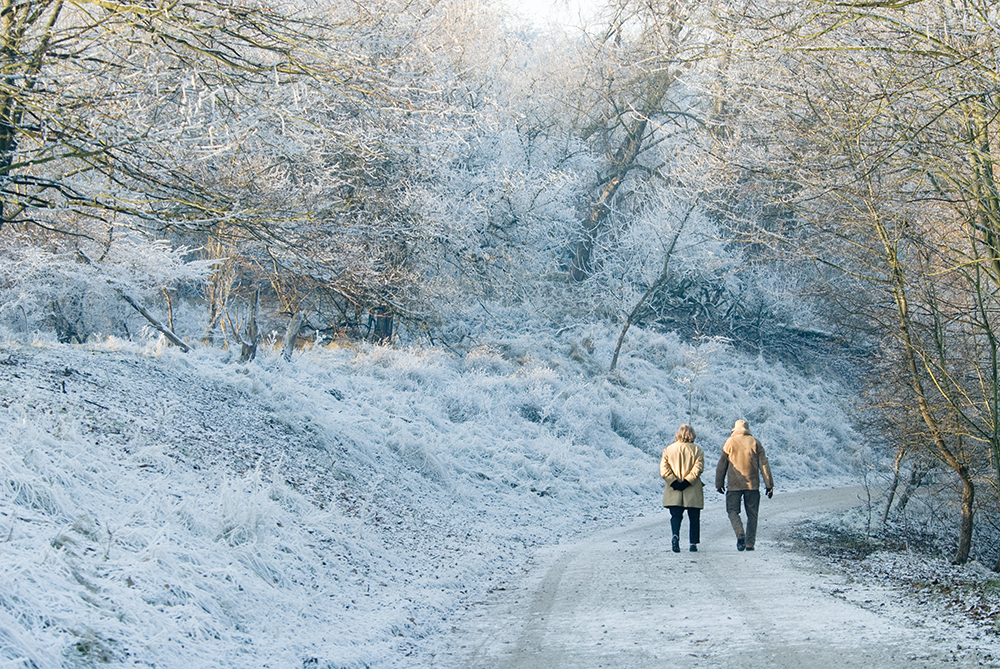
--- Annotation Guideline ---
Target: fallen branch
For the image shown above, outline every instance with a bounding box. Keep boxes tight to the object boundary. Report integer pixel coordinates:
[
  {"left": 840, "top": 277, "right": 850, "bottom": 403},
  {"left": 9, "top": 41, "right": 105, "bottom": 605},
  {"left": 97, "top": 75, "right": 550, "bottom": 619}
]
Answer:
[{"left": 76, "top": 250, "right": 191, "bottom": 352}]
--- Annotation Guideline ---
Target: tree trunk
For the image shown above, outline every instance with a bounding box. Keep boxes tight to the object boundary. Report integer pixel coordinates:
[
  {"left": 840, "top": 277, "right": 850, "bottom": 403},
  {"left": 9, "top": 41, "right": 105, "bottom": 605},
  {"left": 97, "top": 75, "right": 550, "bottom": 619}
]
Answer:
[
  {"left": 894, "top": 465, "right": 927, "bottom": 517},
  {"left": 206, "top": 300, "right": 220, "bottom": 345},
  {"left": 369, "top": 305, "right": 393, "bottom": 344},
  {"left": 955, "top": 471, "right": 974, "bottom": 566},
  {"left": 162, "top": 289, "right": 174, "bottom": 332},
  {"left": 282, "top": 309, "right": 304, "bottom": 362},
  {"left": 239, "top": 287, "right": 260, "bottom": 363},
  {"left": 0, "top": 0, "right": 66, "bottom": 229},
  {"left": 881, "top": 447, "right": 905, "bottom": 525},
  {"left": 876, "top": 214, "right": 973, "bottom": 564},
  {"left": 570, "top": 170, "right": 629, "bottom": 282},
  {"left": 119, "top": 291, "right": 192, "bottom": 353}
]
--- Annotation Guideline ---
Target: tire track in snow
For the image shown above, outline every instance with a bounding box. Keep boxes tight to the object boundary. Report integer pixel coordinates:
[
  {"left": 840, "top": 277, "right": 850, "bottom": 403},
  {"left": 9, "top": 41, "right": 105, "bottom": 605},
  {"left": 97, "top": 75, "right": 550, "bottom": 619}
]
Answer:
[{"left": 425, "top": 487, "right": 1000, "bottom": 668}]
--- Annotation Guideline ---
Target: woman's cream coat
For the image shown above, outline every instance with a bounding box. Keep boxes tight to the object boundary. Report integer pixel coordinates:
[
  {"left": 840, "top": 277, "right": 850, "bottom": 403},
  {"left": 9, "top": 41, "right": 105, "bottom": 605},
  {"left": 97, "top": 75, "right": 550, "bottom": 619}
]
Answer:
[{"left": 659, "top": 440, "right": 705, "bottom": 508}]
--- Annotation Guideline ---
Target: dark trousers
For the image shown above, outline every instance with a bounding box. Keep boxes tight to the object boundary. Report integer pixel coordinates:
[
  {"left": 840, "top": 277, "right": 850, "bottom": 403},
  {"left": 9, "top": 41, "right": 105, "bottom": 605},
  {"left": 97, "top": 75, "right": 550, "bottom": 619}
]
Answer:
[
  {"left": 726, "top": 489, "right": 761, "bottom": 546},
  {"left": 667, "top": 506, "right": 701, "bottom": 545}
]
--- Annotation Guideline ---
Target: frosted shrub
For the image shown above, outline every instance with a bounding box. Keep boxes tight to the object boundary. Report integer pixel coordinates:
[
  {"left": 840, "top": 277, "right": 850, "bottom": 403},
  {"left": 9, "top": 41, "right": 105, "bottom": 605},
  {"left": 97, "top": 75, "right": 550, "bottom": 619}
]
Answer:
[
  {"left": 0, "top": 228, "right": 212, "bottom": 343},
  {"left": 217, "top": 469, "right": 281, "bottom": 546}
]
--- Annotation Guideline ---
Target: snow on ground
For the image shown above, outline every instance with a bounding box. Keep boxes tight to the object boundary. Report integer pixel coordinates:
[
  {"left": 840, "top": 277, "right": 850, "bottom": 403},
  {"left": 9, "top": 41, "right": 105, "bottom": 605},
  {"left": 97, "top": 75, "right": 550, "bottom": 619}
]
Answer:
[
  {"left": 0, "top": 323, "right": 924, "bottom": 668},
  {"left": 784, "top": 504, "right": 1000, "bottom": 663},
  {"left": 420, "top": 487, "right": 1000, "bottom": 668}
]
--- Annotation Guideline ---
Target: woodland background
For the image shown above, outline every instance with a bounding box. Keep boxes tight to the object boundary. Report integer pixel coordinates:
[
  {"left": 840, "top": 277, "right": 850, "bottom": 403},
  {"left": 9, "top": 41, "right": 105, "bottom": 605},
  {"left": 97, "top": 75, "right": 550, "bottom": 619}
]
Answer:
[{"left": 1, "top": 0, "right": 999, "bottom": 569}]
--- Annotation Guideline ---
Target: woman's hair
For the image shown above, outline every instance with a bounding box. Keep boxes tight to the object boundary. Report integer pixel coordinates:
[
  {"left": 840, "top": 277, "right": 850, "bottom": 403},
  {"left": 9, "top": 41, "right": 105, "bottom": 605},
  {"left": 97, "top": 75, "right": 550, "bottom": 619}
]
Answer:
[{"left": 675, "top": 424, "right": 696, "bottom": 443}]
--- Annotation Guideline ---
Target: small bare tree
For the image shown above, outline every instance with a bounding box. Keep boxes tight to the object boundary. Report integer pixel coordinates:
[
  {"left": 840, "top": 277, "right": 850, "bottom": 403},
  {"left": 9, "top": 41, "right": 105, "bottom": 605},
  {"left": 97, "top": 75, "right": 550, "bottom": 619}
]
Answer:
[{"left": 708, "top": 0, "right": 1000, "bottom": 564}]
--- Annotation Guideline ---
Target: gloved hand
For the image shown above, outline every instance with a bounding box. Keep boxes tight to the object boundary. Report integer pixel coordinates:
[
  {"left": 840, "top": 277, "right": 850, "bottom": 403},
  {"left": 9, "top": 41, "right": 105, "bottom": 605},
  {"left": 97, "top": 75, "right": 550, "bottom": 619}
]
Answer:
[
  {"left": 676, "top": 480, "right": 691, "bottom": 490},
  {"left": 716, "top": 487, "right": 725, "bottom": 494},
  {"left": 766, "top": 488, "right": 773, "bottom": 499},
  {"left": 670, "top": 480, "right": 682, "bottom": 490}
]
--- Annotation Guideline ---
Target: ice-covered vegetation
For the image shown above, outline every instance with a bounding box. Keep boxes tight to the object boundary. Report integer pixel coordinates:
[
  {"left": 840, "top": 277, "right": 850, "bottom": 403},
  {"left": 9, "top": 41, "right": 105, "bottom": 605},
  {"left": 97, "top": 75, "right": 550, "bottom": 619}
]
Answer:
[
  {"left": 2, "top": 0, "right": 1000, "bottom": 663},
  {"left": 0, "top": 322, "right": 859, "bottom": 666}
]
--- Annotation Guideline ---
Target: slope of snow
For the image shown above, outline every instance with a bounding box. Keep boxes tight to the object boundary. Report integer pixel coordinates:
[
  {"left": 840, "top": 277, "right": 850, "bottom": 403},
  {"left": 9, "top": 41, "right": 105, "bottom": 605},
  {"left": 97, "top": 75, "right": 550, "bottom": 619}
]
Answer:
[{"left": 0, "top": 325, "right": 862, "bottom": 667}]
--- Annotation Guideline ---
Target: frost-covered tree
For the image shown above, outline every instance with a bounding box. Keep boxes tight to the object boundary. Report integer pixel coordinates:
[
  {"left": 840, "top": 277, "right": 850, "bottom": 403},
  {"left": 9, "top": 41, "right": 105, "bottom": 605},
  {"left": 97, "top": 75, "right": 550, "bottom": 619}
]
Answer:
[
  {"left": 0, "top": 0, "right": 370, "bottom": 343},
  {"left": 711, "top": 0, "right": 1000, "bottom": 566},
  {"left": 0, "top": 0, "right": 529, "bottom": 346},
  {"left": 169, "top": 0, "right": 579, "bottom": 346},
  {"left": 563, "top": 0, "right": 722, "bottom": 283},
  {"left": 0, "top": 226, "right": 212, "bottom": 343},
  {"left": 0, "top": 0, "right": 339, "bottom": 231},
  {"left": 396, "top": 5, "right": 599, "bottom": 340}
]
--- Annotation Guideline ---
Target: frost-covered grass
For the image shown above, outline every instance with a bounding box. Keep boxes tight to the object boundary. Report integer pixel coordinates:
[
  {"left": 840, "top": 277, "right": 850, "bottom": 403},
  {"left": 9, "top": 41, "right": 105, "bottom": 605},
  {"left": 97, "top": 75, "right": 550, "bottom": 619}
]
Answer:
[
  {"left": 786, "top": 506, "right": 1000, "bottom": 652},
  {"left": 0, "top": 324, "right": 862, "bottom": 667}
]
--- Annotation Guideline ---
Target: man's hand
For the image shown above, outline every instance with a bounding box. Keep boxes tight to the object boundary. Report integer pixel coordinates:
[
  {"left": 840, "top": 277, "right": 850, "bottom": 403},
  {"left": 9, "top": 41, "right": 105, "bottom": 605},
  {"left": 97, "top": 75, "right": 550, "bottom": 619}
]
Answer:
[
  {"left": 766, "top": 488, "right": 773, "bottom": 499},
  {"left": 716, "top": 487, "right": 725, "bottom": 494},
  {"left": 670, "top": 480, "right": 683, "bottom": 490}
]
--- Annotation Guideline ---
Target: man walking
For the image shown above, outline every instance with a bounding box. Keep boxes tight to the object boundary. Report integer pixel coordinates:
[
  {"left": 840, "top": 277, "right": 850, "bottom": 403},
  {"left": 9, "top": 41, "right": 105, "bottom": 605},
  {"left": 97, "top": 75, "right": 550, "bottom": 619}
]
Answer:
[{"left": 715, "top": 419, "right": 774, "bottom": 551}]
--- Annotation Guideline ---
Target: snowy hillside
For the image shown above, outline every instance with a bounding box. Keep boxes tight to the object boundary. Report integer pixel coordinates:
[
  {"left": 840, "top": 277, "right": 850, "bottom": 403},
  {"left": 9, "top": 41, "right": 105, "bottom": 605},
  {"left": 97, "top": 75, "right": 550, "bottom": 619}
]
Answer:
[{"left": 0, "top": 325, "right": 861, "bottom": 667}]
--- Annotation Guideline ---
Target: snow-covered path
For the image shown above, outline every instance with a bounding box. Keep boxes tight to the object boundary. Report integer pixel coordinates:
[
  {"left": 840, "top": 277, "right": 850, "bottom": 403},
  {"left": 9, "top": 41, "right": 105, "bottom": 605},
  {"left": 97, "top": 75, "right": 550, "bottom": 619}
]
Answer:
[{"left": 423, "top": 487, "right": 1000, "bottom": 668}]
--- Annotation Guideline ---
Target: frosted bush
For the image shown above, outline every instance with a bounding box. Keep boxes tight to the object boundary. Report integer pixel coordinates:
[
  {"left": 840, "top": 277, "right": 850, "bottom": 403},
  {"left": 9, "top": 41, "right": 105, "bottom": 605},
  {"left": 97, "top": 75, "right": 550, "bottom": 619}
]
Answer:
[
  {"left": 217, "top": 469, "right": 281, "bottom": 546},
  {"left": 0, "top": 228, "right": 212, "bottom": 343}
]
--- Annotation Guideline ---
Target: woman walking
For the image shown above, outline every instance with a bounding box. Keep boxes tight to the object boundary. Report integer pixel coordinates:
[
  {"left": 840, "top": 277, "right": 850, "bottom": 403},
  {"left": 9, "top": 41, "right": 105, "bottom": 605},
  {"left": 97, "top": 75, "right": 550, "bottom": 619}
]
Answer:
[{"left": 660, "top": 424, "right": 705, "bottom": 553}]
